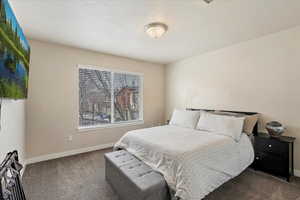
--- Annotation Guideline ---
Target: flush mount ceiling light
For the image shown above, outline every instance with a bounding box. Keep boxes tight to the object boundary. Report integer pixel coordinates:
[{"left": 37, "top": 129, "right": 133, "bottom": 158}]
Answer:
[
  {"left": 203, "top": 0, "right": 214, "bottom": 3},
  {"left": 145, "top": 22, "right": 168, "bottom": 39}
]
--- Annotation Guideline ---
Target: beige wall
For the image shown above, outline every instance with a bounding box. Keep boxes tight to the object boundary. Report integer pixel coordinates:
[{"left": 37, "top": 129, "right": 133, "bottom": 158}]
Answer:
[
  {"left": 26, "top": 40, "right": 165, "bottom": 159},
  {"left": 166, "top": 26, "right": 300, "bottom": 171},
  {"left": 0, "top": 100, "right": 26, "bottom": 166}
]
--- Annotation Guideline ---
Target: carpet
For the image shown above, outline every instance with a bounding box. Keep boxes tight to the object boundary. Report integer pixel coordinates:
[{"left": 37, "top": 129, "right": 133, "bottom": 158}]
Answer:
[{"left": 23, "top": 149, "right": 300, "bottom": 200}]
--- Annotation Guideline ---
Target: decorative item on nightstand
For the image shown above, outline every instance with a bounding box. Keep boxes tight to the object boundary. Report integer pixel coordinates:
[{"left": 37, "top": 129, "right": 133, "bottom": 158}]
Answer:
[{"left": 266, "top": 121, "right": 285, "bottom": 138}]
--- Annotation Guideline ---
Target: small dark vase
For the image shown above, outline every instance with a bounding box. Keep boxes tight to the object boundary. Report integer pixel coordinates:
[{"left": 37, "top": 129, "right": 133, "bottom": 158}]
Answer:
[{"left": 266, "top": 121, "right": 285, "bottom": 138}]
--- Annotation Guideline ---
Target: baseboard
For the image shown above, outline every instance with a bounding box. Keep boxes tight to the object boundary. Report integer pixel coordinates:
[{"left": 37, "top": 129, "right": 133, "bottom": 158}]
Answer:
[
  {"left": 25, "top": 143, "right": 114, "bottom": 165},
  {"left": 23, "top": 145, "right": 300, "bottom": 177},
  {"left": 295, "top": 169, "right": 300, "bottom": 177}
]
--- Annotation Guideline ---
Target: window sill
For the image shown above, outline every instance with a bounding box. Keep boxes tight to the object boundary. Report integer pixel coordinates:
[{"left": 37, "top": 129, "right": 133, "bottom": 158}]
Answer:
[{"left": 77, "top": 120, "right": 144, "bottom": 133}]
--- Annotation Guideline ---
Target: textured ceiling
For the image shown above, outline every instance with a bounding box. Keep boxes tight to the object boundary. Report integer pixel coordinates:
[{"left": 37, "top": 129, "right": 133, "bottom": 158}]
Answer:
[{"left": 10, "top": 0, "right": 300, "bottom": 64}]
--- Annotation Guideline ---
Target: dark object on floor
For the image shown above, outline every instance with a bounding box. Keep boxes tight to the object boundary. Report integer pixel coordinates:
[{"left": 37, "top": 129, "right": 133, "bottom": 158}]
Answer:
[
  {"left": 252, "top": 132, "right": 296, "bottom": 181},
  {"left": 266, "top": 121, "right": 285, "bottom": 138},
  {"left": 104, "top": 150, "right": 169, "bottom": 200},
  {"left": 0, "top": 151, "right": 26, "bottom": 200}
]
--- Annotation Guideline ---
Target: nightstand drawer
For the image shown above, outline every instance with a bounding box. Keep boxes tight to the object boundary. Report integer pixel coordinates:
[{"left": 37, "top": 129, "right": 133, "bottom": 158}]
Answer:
[
  {"left": 254, "top": 152, "right": 288, "bottom": 176},
  {"left": 254, "top": 137, "right": 288, "bottom": 156},
  {"left": 253, "top": 133, "right": 295, "bottom": 181}
]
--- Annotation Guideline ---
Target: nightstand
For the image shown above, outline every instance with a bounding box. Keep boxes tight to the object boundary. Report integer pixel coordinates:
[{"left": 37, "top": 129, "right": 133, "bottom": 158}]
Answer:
[{"left": 252, "top": 132, "right": 296, "bottom": 181}]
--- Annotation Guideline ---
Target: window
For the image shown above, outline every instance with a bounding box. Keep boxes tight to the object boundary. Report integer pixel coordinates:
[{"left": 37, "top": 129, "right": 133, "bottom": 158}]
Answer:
[{"left": 79, "top": 66, "right": 143, "bottom": 129}]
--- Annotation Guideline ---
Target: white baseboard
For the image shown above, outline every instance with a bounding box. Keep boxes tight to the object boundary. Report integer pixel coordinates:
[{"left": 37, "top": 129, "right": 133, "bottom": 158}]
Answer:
[
  {"left": 25, "top": 143, "right": 114, "bottom": 165},
  {"left": 295, "top": 169, "right": 300, "bottom": 177},
  {"left": 22, "top": 144, "right": 300, "bottom": 178}
]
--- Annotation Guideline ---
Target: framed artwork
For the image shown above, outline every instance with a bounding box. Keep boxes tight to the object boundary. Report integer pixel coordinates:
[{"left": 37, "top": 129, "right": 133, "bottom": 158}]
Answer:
[{"left": 0, "top": 0, "right": 30, "bottom": 99}]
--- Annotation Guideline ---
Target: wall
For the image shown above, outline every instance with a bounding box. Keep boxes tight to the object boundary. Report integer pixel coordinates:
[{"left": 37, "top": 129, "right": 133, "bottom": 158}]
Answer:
[
  {"left": 0, "top": 100, "right": 26, "bottom": 166},
  {"left": 26, "top": 40, "right": 165, "bottom": 159},
  {"left": 166, "top": 26, "right": 300, "bottom": 172}
]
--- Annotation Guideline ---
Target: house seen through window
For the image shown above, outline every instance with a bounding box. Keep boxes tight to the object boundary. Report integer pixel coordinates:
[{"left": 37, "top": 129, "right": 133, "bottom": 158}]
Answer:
[{"left": 79, "top": 66, "right": 143, "bottom": 128}]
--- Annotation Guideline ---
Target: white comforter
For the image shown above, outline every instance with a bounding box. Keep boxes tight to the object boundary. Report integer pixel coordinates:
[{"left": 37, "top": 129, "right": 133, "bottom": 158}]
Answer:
[{"left": 114, "top": 125, "right": 254, "bottom": 200}]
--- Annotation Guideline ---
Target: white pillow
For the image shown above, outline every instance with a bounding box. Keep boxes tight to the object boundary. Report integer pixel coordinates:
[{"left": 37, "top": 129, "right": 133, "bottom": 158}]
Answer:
[
  {"left": 169, "top": 109, "right": 201, "bottom": 129},
  {"left": 196, "top": 112, "right": 245, "bottom": 141},
  {"left": 213, "top": 111, "right": 259, "bottom": 135}
]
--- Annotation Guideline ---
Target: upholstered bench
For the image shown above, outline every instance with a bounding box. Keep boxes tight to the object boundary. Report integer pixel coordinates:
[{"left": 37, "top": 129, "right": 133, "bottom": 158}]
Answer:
[{"left": 104, "top": 150, "right": 169, "bottom": 200}]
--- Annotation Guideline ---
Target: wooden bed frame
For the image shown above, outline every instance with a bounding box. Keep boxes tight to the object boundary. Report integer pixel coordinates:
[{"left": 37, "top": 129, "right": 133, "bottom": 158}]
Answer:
[{"left": 186, "top": 108, "right": 259, "bottom": 135}]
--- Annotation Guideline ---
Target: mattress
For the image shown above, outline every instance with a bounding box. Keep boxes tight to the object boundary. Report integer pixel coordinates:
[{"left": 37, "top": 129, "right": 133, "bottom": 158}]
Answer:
[{"left": 114, "top": 125, "right": 254, "bottom": 200}]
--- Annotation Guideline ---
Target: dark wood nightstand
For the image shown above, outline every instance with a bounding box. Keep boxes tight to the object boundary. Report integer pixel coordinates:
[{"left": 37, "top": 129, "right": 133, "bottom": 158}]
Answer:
[{"left": 252, "top": 132, "right": 296, "bottom": 181}]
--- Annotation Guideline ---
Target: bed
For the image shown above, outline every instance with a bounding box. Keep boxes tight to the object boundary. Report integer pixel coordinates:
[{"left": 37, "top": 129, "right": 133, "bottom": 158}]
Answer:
[{"left": 114, "top": 109, "right": 259, "bottom": 200}]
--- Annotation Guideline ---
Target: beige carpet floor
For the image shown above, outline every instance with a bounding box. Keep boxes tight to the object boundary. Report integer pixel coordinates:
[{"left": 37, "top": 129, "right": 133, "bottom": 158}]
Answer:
[{"left": 23, "top": 148, "right": 300, "bottom": 200}]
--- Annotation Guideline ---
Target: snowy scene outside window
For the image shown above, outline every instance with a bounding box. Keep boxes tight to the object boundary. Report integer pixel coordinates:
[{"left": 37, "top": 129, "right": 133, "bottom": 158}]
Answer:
[{"left": 79, "top": 67, "right": 142, "bottom": 128}]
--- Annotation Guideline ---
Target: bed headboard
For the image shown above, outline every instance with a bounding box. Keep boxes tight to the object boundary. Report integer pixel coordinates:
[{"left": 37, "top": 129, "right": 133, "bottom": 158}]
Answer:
[{"left": 186, "top": 108, "right": 259, "bottom": 135}]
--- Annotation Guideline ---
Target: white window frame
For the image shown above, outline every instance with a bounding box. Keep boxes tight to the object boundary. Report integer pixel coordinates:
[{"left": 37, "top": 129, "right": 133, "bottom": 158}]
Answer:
[{"left": 77, "top": 64, "right": 144, "bottom": 131}]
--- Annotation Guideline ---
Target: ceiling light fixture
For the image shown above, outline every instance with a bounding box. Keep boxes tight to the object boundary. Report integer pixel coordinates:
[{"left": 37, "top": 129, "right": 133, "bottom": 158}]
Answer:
[
  {"left": 203, "top": 0, "right": 214, "bottom": 3},
  {"left": 145, "top": 22, "right": 168, "bottom": 39}
]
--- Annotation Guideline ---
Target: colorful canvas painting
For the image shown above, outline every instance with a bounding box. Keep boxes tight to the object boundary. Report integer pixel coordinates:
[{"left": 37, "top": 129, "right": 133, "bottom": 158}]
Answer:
[{"left": 0, "top": 0, "right": 30, "bottom": 99}]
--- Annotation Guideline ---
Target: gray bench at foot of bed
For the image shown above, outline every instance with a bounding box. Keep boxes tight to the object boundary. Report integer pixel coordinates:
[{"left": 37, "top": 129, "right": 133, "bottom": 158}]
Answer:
[{"left": 104, "top": 150, "right": 170, "bottom": 200}]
